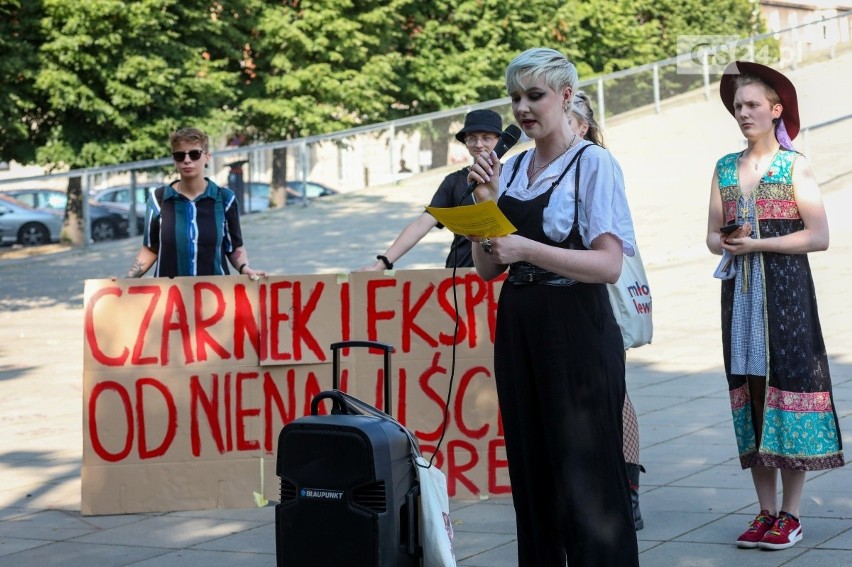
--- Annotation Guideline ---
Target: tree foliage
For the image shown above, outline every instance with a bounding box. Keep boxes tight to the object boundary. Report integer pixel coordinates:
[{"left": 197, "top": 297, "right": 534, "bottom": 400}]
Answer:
[
  {"left": 2, "top": 0, "right": 764, "bottom": 170},
  {"left": 34, "top": 0, "right": 249, "bottom": 168},
  {"left": 22, "top": 0, "right": 265, "bottom": 242},
  {"left": 0, "top": 0, "right": 47, "bottom": 164},
  {"left": 239, "top": 0, "right": 406, "bottom": 141},
  {"left": 390, "top": 0, "right": 553, "bottom": 117}
]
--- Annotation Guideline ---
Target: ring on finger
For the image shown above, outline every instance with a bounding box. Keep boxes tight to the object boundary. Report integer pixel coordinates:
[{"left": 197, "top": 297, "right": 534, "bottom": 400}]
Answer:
[{"left": 480, "top": 238, "right": 492, "bottom": 254}]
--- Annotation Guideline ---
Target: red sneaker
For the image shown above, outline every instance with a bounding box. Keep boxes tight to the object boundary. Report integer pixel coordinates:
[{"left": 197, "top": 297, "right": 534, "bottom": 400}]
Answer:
[
  {"left": 759, "top": 512, "right": 802, "bottom": 550},
  {"left": 736, "top": 510, "right": 776, "bottom": 548}
]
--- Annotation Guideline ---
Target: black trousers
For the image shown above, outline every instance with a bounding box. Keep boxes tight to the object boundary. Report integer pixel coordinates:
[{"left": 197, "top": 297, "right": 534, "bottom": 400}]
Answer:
[{"left": 494, "top": 282, "right": 639, "bottom": 566}]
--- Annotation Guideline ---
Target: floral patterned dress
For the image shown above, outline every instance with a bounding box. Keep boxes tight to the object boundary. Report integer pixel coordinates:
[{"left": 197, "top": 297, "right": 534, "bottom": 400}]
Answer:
[{"left": 716, "top": 149, "right": 844, "bottom": 471}]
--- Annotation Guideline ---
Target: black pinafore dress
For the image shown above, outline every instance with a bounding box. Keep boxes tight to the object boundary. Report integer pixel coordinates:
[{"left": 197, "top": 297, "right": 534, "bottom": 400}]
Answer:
[{"left": 493, "top": 151, "right": 638, "bottom": 566}]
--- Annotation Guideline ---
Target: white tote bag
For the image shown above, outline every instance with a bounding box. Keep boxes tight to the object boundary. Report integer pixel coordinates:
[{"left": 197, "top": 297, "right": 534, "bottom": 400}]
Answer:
[
  {"left": 607, "top": 247, "right": 653, "bottom": 349},
  {"left": 415, "top": 456, "right": 457, "bottom": 567}
]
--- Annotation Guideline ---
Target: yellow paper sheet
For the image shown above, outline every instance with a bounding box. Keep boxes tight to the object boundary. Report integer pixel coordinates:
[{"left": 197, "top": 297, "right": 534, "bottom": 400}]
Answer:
[{"left": 426, "top": 200, "right": 516, "bottom": 237}]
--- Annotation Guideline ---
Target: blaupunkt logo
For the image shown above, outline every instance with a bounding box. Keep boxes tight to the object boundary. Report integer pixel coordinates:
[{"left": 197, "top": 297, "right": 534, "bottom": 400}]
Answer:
[{"left": 300, "top": 488, "right": 345, "bottom": 500}]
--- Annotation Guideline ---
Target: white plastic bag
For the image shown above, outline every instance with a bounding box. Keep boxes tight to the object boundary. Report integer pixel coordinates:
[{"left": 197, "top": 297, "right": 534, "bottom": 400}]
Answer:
[
  {"left": 712, "top": 250, "right": 737, "bottom": 280},
  {"left": 607, "top": 247, "right": 653, "bottom": 349},
  {"left": 415, "top": 456, "right": 457, "bottom": 567}
]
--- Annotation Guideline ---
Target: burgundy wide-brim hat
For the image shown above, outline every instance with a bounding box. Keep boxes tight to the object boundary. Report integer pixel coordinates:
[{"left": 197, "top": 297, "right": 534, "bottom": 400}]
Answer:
[
  {"left": 455, "top": 109, "right": 503, "bottom": 143},
  {"left": 719, "top": 60, "right": 800, "bottom": 140}
]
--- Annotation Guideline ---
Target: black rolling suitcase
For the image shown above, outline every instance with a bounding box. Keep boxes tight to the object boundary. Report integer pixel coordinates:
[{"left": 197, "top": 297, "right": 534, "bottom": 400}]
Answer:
[{"left": 275, "top": 341, "right": 421, "bottom": 567}]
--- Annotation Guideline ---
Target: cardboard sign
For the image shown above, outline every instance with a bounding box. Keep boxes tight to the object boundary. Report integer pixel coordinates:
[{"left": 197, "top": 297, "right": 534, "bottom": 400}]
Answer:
[{"left": 82, "top": 269, "right": 510, "bottom": 515}]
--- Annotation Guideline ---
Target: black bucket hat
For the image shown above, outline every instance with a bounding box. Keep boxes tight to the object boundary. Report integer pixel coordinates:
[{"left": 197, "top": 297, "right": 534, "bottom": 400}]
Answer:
[{"left": 455, "top": 109, "right": 503, "bottom": 143}]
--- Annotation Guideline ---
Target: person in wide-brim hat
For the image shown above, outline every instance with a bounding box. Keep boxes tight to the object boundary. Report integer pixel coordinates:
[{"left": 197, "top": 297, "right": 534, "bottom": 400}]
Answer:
[
  {"left": 719, "top": 60, "right": 800, "bottom": 143},
  {"left": 707, "top": 59, "right": 843, "bottom": 554}
]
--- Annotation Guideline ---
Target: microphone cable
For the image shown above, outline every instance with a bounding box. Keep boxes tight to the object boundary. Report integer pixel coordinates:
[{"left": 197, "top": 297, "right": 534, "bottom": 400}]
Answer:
[
  {"left": 425, "top": 242, "right": 462, "bottom": 468},
  {"left": 424, "top": 124, "right": 521, "bottom": 468}
]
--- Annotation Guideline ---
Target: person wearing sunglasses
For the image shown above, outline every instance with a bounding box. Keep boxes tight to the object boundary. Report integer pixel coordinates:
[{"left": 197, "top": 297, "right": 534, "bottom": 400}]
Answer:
[{"left": 125, "top": 127, "right": 266, "bottom": 279}]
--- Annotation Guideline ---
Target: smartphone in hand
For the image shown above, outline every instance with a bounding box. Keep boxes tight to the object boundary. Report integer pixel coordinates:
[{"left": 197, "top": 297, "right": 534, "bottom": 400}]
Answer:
[{"left": 720, "top": 223, "right": 741, "bottom": 235}]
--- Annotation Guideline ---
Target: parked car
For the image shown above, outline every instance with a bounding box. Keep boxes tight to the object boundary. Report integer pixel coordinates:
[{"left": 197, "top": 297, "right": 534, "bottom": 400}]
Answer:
[
  {"left": 0, "top": 195, "right": 63, "bottom": 246},
  {"left": 2, "top": 188, "right": 130, "bottom": 241},
  {"left": 229, "top": 181, "right": 337, "bottom": 212},
  {"left": 90, "top": 183, "right": 160, "bottom": 233},
  {"left": 240, "top": 182, "right": 271, "bottom": 212},
  {"left": 285, "top": 180, "right": 338, "bottom": 203}
]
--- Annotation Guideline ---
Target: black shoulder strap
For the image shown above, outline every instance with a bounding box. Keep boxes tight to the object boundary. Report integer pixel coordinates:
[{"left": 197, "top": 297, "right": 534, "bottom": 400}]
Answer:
[
  {"left": 553, "top": 143, "right": 592, "bottom": 197},
  {"left": 153, "top": 185, "right": 166, "bottom": 207},
  {"left": 211, "top": 181, "right": 226, "bottom": 211},
  {"left": 564, "top": 143, "right": 594, "bottom": 249},
  {"left": 506, "top": 150, "right": 529, "bottom": 189}
]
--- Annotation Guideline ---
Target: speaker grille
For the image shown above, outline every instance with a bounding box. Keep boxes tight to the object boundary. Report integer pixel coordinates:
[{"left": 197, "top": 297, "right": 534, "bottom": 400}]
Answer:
[
  {"left": 352, "top": 480, "right": 386, "bottom": 512},
  {"left": 280, "top": 478, "right": 297, "bottom": 502}
]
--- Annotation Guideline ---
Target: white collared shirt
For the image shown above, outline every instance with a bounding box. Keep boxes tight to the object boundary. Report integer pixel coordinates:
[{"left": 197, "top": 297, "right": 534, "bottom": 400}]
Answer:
[{"left": 500, "top": 141, "right": 636, "bottom": 256}]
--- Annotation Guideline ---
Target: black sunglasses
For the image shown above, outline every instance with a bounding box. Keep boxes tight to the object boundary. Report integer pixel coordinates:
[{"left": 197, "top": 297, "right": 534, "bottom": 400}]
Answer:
[{"left": 172, "top": 150, "right": 205, "bottom": 161}]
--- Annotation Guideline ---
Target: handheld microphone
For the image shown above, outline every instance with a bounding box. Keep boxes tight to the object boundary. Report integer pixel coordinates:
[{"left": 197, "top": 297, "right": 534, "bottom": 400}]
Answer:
[{"left": 457, "top": 124, "right": 523, "bottom": 205}]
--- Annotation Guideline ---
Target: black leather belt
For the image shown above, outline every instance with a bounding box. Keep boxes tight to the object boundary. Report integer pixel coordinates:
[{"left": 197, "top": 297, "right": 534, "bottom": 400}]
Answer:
[{"left": 507, "top": 262, "right": 577, "bottom": 287}]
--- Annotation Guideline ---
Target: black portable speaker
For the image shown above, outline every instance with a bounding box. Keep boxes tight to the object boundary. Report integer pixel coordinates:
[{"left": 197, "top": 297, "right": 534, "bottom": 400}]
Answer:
[{"left": 275, "top": 341, "right": 421, "bottom": 567}]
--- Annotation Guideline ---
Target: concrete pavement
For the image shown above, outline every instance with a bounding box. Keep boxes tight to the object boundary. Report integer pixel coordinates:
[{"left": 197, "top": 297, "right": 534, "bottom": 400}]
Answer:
[{"left": 1, "top": 53, "right": 851, "bottom": 566}]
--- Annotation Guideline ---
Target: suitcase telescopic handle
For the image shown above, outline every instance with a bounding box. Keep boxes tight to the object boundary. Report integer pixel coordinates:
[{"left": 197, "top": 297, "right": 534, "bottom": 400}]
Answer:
[{"left": 330, "top": 341, "right": 394, "bottom": 414}]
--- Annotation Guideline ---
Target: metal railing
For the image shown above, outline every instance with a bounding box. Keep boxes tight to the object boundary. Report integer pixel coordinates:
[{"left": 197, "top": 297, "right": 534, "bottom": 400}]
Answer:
[{"left": 799, "top": 113, "right": 852, "bottom": 156}]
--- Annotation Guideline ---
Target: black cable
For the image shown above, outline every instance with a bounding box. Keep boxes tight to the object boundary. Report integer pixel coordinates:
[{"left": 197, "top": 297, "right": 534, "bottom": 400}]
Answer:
[
  {"left": 425, "top": 177, "right": 481, "bottom": 468},
  {"left": 422, "top": 124, "right": 519, "bottom": 467},
  {"left": 425, "top": 240, "right": 461, "bottom": 469}
]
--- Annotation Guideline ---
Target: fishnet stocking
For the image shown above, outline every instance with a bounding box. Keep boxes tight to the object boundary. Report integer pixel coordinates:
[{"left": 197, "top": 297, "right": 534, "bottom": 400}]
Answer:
[{"left": 623, "top": 392, "right": 640, "bottom": 464}]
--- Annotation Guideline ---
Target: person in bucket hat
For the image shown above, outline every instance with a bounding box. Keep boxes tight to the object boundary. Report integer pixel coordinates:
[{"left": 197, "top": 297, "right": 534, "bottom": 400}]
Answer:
[
  {"left": 359, "top": 109, "right": 503, "bottom": 271},
  {"left": 706, "top": 61, "right": 844, "bottom": 551},
  {"left": 454, "top": 108, "right": 503, "bottom": 142}
]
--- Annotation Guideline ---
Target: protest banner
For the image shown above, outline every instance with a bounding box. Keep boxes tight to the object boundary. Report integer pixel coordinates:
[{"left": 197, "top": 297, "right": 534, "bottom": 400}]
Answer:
[{"left": 82, "top": 269, "right": 509, "bottom": 515}]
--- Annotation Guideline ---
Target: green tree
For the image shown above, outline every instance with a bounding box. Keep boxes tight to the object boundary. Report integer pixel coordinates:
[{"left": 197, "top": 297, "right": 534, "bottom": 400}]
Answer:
[
  {"left": 636, "top": 0, "right": 762, "bottom": 53},
  {"left": 393, "top": 1, "right": 553, "bottom": 116},
  {"left": 550, "top": 0, "right": 766, "bottom": 117},
  {"left": 386, "top": 0, "right": 556, "bottom": 166},
  {"left": 0, "top": 0, "right": 47, "bottom": 165},
  {"left": 638, "top": 0, "right": 767, "bottom": 111},
  {"left": 36, "top": 0, "right": 247, "bottom": 167},
  {"left": 33, "top": 0, "right": 251, "bottom": 242},
  {"left": 244, "top": 0, "right": 403, "bottom": 139},
  {"left": 4, "top": 0, "right": 767, "bottom": 224},
  {"left": 238, "top": 0, "right": 407, "bottom": 205},
  {"left": 548, "top": 0, "right": 660, "bottom": 78}
]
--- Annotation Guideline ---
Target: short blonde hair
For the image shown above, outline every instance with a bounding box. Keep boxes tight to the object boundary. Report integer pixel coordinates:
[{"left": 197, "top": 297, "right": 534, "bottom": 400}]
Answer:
[{"left": 506, "top": 48, "right": 578, "bottom": 100}]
